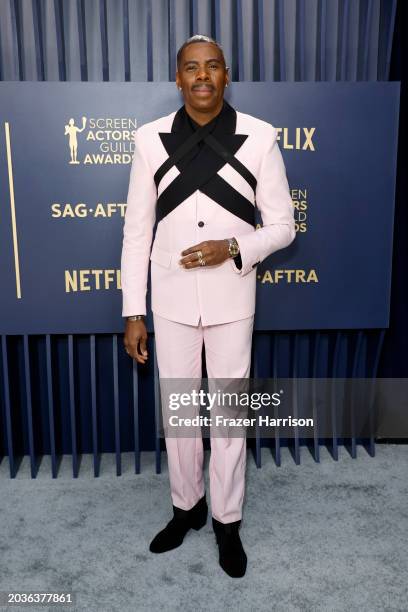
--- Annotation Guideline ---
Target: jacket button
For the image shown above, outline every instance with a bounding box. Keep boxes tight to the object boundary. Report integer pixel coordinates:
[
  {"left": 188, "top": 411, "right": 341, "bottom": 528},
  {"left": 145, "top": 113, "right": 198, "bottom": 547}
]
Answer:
[{"left": 198, "top": 221, "right": 204, "bottom": 227}]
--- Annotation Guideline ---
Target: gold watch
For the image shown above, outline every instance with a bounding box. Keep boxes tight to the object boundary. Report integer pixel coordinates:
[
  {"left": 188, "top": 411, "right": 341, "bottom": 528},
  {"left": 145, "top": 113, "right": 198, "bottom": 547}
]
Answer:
[{"left": 227, "top": 237, "right": 240, "bottom": 258}]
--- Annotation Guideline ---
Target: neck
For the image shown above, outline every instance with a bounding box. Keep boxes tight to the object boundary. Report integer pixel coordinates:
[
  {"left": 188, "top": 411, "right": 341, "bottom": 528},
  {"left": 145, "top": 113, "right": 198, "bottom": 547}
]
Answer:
[{"left": 184, "top": 99, "right": 224, "bottom": 126}]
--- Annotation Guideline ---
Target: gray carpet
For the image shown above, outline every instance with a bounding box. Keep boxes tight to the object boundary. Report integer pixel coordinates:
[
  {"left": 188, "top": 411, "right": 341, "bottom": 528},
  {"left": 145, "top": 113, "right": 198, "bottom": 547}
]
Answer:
[{"left": 0, "top": 445, "right": 407, "bottom": 612}]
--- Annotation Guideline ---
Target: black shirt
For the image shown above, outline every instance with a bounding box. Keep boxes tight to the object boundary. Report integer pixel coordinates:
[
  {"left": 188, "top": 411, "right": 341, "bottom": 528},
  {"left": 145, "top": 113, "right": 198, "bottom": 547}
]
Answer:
[{"left": 185, "top": 101, "right": 225, "bottom": 141}]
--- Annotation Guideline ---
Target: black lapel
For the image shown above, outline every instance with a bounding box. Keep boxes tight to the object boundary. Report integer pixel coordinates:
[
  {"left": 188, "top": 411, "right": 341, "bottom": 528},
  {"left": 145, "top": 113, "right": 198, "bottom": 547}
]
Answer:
[
  {"left": 156, "top": 99, "right": 255, "bottom": 226},
  {"left": 156, "top": 137, "right": 248, "bottom": 222}
]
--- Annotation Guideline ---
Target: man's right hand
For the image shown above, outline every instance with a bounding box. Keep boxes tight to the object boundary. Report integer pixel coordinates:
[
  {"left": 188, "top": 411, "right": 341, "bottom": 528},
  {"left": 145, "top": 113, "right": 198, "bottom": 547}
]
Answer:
[{"left": 124, "top": 319, "right": 148, "bottom": 364}]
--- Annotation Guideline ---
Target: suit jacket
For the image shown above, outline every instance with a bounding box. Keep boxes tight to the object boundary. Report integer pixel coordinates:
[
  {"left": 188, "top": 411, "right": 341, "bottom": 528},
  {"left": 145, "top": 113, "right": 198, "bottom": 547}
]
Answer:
[{"left": 120, "top": 99, "right": 296, "bottom": 326}]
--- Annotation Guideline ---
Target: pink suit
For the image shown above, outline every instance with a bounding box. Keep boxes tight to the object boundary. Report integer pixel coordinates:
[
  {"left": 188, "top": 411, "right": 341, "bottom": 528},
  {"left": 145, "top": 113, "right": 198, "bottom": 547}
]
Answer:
[{"left": 120, "top": 100, "right": 295, "bottom": 522}]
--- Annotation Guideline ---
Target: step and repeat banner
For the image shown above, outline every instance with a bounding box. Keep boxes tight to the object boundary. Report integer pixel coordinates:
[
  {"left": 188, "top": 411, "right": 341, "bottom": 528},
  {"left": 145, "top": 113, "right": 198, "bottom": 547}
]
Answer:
[{"left": 0, "top": 82, "right": 400, "bottom": 333}]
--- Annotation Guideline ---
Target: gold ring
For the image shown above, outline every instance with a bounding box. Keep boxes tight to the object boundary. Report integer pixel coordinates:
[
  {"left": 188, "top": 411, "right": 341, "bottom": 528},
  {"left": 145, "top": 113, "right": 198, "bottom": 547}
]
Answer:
[
  {"left": 199, "top": 256, "right": 206, "bottom": 266},
  {"left": 196, "top": 250, "right": 203, "bottom": 260}
]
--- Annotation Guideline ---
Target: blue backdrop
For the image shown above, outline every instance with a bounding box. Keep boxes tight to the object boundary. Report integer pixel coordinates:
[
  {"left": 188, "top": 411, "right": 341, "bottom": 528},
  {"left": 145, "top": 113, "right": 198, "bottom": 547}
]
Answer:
[
  {"left": 0, "top": 81, "right": 400, "bottom": 333},
  {"left": 0, "top": 0, "right": 403, "bottom": 472}
]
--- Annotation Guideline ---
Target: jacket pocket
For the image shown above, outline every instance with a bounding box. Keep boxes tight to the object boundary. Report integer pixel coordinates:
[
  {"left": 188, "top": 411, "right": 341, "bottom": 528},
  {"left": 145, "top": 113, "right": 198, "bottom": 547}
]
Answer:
[{"left": 149, "top": 244, "right": 172, "bottom": 269}]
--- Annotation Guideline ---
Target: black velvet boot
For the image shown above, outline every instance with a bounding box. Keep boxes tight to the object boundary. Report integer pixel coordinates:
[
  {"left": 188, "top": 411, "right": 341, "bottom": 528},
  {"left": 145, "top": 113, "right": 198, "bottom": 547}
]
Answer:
[
  {"left": 212, "top": 517, "right": 247, "bottom": 577},
  {"left": 149, "top": 494, "right": 208, "bottom": 553}
]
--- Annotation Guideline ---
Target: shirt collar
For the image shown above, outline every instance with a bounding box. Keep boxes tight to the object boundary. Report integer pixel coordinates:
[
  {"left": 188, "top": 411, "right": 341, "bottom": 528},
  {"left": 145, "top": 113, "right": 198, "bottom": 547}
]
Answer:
[
  {"left": 171, "top": 98, "right": 237, "bottom": 135},
  {"left": 186, "top": 99, "right": 226, "bottom": 132}
]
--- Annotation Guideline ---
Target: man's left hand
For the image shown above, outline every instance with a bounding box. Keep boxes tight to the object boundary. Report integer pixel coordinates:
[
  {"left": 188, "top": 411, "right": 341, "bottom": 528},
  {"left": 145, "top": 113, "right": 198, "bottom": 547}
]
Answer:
[{"left": 180, "top": 240, "right": 230, "bottom": 268}]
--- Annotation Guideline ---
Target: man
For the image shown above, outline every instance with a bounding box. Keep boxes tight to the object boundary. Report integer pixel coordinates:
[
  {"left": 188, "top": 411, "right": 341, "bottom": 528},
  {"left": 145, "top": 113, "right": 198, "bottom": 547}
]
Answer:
[{"left": 121, "top": 34, "right": 296, "bottom": 578}]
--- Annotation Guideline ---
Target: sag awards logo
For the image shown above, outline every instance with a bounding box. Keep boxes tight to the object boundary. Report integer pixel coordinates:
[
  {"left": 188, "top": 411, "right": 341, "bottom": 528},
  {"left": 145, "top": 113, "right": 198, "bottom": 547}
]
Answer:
[
  {"left": 64, "top": 116, "right": 137, "bottom": 165},
  {"left": 254, "top": 187, "right": 319, "bottom": 285}
]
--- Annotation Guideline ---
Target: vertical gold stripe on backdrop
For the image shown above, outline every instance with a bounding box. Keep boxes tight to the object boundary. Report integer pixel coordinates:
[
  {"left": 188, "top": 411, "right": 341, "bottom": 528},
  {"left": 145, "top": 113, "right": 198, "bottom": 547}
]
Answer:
[{"left": 4, "top": 122, "right": 22, "bottom": 298}]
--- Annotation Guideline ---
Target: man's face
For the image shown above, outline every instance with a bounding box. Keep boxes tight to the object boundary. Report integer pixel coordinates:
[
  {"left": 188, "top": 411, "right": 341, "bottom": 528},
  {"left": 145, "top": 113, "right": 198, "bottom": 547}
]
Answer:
[{"left": 176, "top": 42, "right": 229, "bottom": 112}]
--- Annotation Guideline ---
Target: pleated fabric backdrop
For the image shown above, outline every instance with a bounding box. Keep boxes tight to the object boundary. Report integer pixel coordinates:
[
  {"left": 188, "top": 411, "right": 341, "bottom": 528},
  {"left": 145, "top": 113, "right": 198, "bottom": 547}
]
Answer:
[
  {"left": 0, "top": 0, "right": 396, "bottom": 82},
  {"left": 0, "top": 0, "right": 399, "bottom": 478}
]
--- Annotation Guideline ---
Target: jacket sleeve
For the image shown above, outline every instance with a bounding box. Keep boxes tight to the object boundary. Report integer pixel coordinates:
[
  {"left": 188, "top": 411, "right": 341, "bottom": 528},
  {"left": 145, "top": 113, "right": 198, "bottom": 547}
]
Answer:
[
  {"left": 230, "top": 124, "right": 296, "bottom": 276},
  {"left": 120, "top": 127, "right": 157, "bottom": 317}
]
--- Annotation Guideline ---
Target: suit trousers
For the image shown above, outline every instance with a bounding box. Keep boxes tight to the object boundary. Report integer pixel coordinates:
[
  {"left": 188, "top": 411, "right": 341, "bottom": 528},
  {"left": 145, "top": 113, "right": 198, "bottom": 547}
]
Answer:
[{"left": 153, "top": 312, "right": 254, "bottom": 524}]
